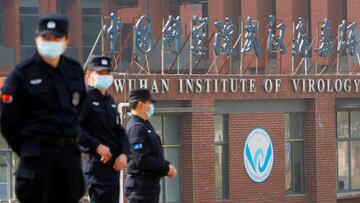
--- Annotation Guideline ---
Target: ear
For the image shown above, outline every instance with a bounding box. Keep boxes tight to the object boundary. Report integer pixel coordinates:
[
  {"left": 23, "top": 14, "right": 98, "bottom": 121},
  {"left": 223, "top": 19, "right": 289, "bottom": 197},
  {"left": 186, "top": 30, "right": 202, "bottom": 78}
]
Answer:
[
  {"left": 34, "top": 35, "right": 41, "bottom": 45},
  {"left": 65, "top": 34, "right": 70, "bottom": 44},
  {"left": 85, "top": 70, "right": 90, "bottom": 83},
  {"left": 137, "top": 100, "right": 144, "bottom": 109},
  {"left": 87, "top": 71, "right": 96, "bottom": 87}
]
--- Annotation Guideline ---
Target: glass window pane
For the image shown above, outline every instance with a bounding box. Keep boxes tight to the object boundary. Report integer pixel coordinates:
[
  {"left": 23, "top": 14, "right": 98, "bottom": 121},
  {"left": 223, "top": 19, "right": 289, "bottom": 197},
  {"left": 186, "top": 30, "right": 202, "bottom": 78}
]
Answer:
[
  {"left": 351, "top": 141, "right": 360, "bottom": 189},
  {"left": 20, "top": 0, "right": 39, "bottom": 7},
  {"left": 20, "top": 46, "right": 37, "bottom": 61},
  {"left": 164, "top": 148, "right": 181, "bottom": 202},
  {"left": 337, "top": 141, "right": 349, "bottom": 190},
  {"left": 118, "top": 0, "right": 139, "bottom": 8},
  {"left": 149, "top": 116, "right": 163, "bottom": 141},
  {"left": 20, "top": 0, "right": 38, "bottom": 61},
  {"left": 164, "top": 116, "right": 179, "bottom": 145},
  {"left": 57, "top": 0, "right": 69, "bottom": 15},
  {"left": 82, "top": 0, "right": 101, "bottom": 63},
  {"left": 285, "top": 142, "right": 292, "bottom": 192},
  {"left": 215, "top": 145, "right": 224, "bottom": 199},
  {"left": 83, "top": 16, "right": 102, "bottom": 46},
  {"left": 0, "top": 134, "right": 8, "bottom": 149},
  {"left": 160, "top": 180, "right": 164, "bottom": 203},
  {"left": 82, "top": 0, "right": 102, "bottom": 9},
  {"left": 20, "top": 16, "right": 37, "bottom": 45},
  {"left": 214, "top": 114, "right": 228, "bottom": 199},
  {"left": 293, "top": 142, "right": 304, "bottom": 193},
  {"left": 83, "top": 46, "right": 101, "bottom": 62},
  {"left": 20, "top": 0, "right": 39, "bottom": 14},
  {"left": 0, "top": 152, "right": 10, "bottom": 200},
  {"left": 215, "top": 115, "right": 224, "bottom": 142},
  {"left": 350, "top": 111, "right": 360, "bottom": 138},
  {"left": 0, "top": 1, "right": 3, "bottom": 45},
  {"left": 337, "top": 111, "right": 349, "bottom": 138},
  {"left": 285, "top": 113, "right": 304, "bottom": 140}
]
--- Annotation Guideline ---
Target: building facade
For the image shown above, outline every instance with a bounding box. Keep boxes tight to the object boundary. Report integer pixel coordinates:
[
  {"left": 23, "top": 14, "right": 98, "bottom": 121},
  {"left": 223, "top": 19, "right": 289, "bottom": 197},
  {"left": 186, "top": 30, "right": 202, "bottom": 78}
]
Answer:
[{"left": 1, "top": 0, "right": 360, "bottom": 203}]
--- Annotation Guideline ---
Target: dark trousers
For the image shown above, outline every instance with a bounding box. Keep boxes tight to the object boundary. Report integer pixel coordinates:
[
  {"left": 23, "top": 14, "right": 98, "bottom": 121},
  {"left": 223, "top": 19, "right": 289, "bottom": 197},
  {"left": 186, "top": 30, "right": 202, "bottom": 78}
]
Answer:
[
  {"left": 89, "top": 183, "right": 119, "bottom": 203},
  {"left": 125, "top": 176, "right": 160, "bottom": 203},
  {"left": 84, "top": 157, "right": 120, "bottom": 203},
  {"left": 15, "top": 145, "right": 84, "bottom": 203},
  {"left": 128, "top": 200, "right": 159, "bottom": 203}
]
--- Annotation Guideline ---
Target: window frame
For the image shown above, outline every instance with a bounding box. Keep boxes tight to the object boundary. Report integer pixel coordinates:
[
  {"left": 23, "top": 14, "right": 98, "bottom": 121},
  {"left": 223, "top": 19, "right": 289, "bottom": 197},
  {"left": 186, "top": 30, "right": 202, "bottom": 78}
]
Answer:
[
  {"left": 150, "top": 114, "right": 182, "bottom": 203},
  {"left": 285, "top": 112, "right": 305, "bottom": 195},
  {"left": 336, "top": 110, "right": 360, "bottom": 193},
  {"left": 82, "top": 0, "right": 103, "bottom": 61},
  {"left": 19, "top": 0, "right": 39, "bottom": 60},
  {"left": 0, "top": 0, "right": 3, "bottom": 45},
  {"left": 0, "top": 150, "right": 13, "bottom": 200},
  {"left": 214, "top": 114, "right": 229, "bottom": 200}
]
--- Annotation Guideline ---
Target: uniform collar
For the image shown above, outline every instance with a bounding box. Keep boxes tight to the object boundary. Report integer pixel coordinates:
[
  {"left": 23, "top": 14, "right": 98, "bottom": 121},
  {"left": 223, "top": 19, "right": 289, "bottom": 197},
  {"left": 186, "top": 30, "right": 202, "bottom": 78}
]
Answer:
[
  {"left": 34, "top": 52, "right": 67, "bottom": 76},
  {"left": 131, "top": 114, "right": 146, "bottom": 122},
  {"left": 89, "top": 87, "right": 110, "bottom": 100}
]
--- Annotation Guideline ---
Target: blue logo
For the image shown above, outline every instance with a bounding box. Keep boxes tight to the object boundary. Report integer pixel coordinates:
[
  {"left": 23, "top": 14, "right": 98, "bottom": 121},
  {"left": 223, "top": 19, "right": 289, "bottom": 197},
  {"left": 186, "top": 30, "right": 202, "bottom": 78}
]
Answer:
[{"left": 243, "top": 128, "right": 274, "bottom": 183}]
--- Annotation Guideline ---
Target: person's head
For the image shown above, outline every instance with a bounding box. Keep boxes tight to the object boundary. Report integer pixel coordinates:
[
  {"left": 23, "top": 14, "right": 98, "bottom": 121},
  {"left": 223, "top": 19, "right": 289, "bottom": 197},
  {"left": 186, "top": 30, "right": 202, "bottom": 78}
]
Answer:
[
  {"left": 129, "top": 88, "right": 156, "bottom": 120},
  {"left": 35, "top": 14, "right": 69, "bottom": 60},
  {"left": 87, "top": 56, "right": 114, "bottom": 91}
]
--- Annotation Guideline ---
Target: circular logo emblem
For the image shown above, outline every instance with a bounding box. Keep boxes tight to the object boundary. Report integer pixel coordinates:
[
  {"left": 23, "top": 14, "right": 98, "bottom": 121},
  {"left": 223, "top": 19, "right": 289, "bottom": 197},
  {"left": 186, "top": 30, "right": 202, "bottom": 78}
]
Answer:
[{"left": 244, "top": 128, "right": 274, "bottom": 183}]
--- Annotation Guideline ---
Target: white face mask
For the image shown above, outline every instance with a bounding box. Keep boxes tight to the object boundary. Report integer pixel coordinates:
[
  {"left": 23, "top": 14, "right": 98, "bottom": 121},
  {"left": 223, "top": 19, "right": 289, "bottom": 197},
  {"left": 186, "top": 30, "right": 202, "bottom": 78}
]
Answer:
[
  {"left": 36, "top": 39, "right": 66, "bottom": 59},
  {"left": 94, "top": 74, "right": 114, "bottom": 90}
]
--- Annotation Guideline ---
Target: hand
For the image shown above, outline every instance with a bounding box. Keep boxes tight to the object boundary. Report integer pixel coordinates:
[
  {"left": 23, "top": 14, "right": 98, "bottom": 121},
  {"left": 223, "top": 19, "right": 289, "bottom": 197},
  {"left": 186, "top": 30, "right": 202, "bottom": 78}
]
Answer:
[
  {"left": 113, "top": 154, "right": 128, "bottom": 171},
  {"left": 96, "top": 144, "right": 112, "bottom": 164},
  {"left": 167, "top": 164, "right": 177, "bottom": 179}
]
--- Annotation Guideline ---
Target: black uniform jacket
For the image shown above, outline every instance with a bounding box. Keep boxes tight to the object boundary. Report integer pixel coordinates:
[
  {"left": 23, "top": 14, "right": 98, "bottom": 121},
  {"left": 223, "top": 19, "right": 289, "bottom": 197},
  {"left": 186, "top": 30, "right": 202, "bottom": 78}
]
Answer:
[
  {"left": 0, "top": 53, "right": 86, "bottom": 155},
  {"left": 126, "top": 115, "right": 170, "bottom": 179},
  {"left": 78, "top": 88, "right": 130, "bottom": 164}
]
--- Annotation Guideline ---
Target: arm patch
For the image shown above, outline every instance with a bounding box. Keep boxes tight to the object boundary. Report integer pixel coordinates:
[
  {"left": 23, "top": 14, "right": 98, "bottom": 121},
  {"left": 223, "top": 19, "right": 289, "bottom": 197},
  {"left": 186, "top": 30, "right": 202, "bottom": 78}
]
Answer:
[{"left": 133, "top": 143, "right": 143, "bottom": 151}]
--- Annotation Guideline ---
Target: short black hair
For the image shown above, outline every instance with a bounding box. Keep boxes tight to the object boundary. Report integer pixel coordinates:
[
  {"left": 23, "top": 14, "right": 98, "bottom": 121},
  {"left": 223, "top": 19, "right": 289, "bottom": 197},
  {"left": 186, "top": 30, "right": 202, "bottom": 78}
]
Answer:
[
  {"left": 130, "top": 100, "right": 139, "bottom": 110},
  {"left": 130, "top": 99, "right": 149, "bottom": 110}
]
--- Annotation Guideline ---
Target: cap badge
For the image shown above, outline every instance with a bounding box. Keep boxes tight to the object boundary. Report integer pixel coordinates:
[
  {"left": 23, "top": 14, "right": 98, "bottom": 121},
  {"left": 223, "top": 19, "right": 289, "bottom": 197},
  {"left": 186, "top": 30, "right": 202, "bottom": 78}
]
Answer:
[
  {"left": 101, "top": 59, "right": 108, "bottom": 66},
  {"left": 47, "top": 21, "right": 56, "bottom": 29}
]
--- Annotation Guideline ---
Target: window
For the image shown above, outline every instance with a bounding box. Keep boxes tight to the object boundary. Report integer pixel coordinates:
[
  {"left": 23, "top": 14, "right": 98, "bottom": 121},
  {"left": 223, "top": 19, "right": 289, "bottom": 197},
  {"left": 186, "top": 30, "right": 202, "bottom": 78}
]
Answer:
[
  {"left": 0, "top": 151, "right": 11, "bottom": 200},
  {"left": 0, "top": 0, "right": 3, "bottom": 45},
  {"left": 150, "top": 115, "right": 181, "bottom": 203},
  {"left": 82, "top": 0, "right": 102, "bottom": 62},
  {"left": 285, "top": 113, "right": 305, "bottom": 194},
  {"left": 56, "top": 0, "right": 79, "bottom": 60},
  {"left": 117, "top": 0, "right": 139, "bottom": 8},
  {"left": 215, "top": 115, "right": 229, "bottom": 199},
  {"left": 337, "top": 111, "right": 360, "bottom": 192},
  {"left": 0, "top": 128, "right": 19, "bottom": 201},
  {"left": 306, "top": 0, "right": 312, "bottom": 41},
  {"left": 342, "top": 0, "right": 347, "bottom": 21},
  {"left": 20, "top": 0, "right": 39, "bottom": 60},
  {"left": 57, "top": 0, "right": 69, "bottom": 15}
]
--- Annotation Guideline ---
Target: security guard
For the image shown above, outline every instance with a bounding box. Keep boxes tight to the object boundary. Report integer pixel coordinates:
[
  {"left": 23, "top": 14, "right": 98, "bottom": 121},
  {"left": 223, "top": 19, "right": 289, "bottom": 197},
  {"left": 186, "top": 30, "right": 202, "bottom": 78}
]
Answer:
[
  {"left": 78, "top": 56, "right": 130, "bottom": 203},
  {"left": 125, "top": 88, "right": 177, "bottom": 203},
  {"left": 0, "top": 14, "right": 85, "bottom": 203}
]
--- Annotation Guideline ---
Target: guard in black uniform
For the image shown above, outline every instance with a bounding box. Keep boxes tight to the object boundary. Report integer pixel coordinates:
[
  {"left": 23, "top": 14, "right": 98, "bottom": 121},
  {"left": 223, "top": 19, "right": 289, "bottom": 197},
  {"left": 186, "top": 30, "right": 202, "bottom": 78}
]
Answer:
[
  {"left": 125, "top": 88, "right": 177, "bottom": 203},
  {"left": 0, "top": 14, "right": 85, "bottom": 203},
  {"left": 78, "top": 56, "right": 130, "bottom": 203}
]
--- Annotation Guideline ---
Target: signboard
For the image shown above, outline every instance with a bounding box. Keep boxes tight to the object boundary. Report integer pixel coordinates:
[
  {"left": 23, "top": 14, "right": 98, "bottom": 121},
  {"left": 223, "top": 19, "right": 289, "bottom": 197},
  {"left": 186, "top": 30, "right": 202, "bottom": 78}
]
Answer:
[{"left": 113, "top": 77, "right": 360, "bottom": 94}]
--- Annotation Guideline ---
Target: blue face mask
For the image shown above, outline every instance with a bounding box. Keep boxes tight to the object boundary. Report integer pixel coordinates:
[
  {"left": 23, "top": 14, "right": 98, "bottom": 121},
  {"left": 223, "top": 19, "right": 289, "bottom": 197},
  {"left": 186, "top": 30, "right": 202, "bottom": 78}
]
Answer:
[
  {"left": 94, "top": 75, "right": 114, "bottom": 90},
  {"left": 36, "top": 40, "right": 65, "bottom": 59},
  {"left": 147, "top": 104, "right": 155, "bottom": 117}
]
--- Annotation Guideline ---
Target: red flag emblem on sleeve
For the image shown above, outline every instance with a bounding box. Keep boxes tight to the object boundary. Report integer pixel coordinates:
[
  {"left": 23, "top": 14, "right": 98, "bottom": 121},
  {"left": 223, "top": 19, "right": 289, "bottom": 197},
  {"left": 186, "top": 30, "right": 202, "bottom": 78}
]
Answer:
[{"left": 1, "top": 93, "right": 13, "bottom": 104}]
